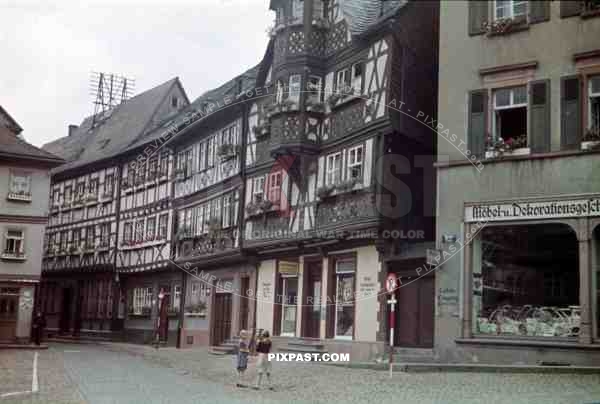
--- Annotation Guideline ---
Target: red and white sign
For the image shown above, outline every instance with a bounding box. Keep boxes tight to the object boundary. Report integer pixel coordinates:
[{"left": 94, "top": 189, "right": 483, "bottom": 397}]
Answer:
[{"left": 385, "top": 273, "right": 398, "bottom": 294}]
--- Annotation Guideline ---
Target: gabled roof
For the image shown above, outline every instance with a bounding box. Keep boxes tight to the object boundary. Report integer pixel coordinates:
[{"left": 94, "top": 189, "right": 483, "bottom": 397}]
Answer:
[
  {"left": 343, "top": 0, "right": 407, "bottom": 37},
  {"left": 43, "top": 77, "right": 185, "bottom": 174},
  {"left": 0, "top": 105, "right": 23, "bottom": 135},
  {"left": 0, "top": 125, "right": 63, "bottom": 165},
  {"left": 126, "top": 65, "right": 260, "bottom": 152}
]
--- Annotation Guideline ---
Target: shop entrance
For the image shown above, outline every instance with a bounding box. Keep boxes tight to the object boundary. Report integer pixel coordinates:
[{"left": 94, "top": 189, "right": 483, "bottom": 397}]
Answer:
[
  {"left": 302, "top": 260, "right": 322, "bottom": 339},
  {"left": 212, "top": 292, "right": 232, "bottom": 345}
]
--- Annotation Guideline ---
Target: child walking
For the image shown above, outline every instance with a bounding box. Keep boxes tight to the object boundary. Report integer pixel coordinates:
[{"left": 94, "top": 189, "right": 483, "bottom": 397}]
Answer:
[
  {"left": 253, "top": 331, "right": 273, "bottom": 390},
  {"left": 236, "top": 329, "right": 250, "bottom": 387}
]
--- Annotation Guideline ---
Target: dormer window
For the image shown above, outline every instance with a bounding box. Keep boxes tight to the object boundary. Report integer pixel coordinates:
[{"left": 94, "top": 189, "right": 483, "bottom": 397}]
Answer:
[{"left": 494, "top": 0, "right": 527, "bottom": 20}]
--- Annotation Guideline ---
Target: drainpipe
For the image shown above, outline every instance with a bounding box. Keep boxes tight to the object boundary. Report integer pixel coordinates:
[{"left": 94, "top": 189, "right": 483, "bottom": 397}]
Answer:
[{"left": 177, "top": 268, "right": 187, "bottom": 348}]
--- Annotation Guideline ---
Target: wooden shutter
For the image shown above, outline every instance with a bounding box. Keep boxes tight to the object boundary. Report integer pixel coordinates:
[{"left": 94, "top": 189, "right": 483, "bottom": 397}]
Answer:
[
  {"left": 560, "top": 0, "right": 582, "bottom": 18},
  {"left": 468, "top": 0, "right": 488, "bottom": 36},
  {"left": 530, "top": 1, "right": 550, "bottom": 24},
  {"left": 468, "top": 89, "right": 488, "bottom": 158},
  {"left": 561, "top": 76, "right": 582, "bottom": 150},
  {"left": 529, "top": 80, "right": 551, "bottom": 153}
]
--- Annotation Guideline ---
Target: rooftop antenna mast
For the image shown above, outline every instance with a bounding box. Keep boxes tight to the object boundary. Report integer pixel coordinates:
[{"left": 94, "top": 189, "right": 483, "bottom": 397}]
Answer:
[{"left": 89, "top": 72, "right": 135, "bottom": 127}]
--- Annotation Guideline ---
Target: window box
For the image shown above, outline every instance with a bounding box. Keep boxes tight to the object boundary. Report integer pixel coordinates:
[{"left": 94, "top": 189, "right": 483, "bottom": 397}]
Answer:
[
  {"left": 335, "top": 179, "right": 359, "bottom": 194},
  {"left": 6, "top": 191, "right": 32, "bottom": 202},
  {"left": 1, "top": 251, "right": 26, "bottom": 261},
  {"left": 483, "top": 16, "right": 528, "bottom": 36},
  {"left": 245, "top": 199, "right": 274, "bottom": 217}
]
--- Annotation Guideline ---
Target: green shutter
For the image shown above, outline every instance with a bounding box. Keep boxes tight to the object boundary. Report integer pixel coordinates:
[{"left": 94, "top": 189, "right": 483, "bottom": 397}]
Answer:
[
  {"left": 561, "top": 76, "right": 582, "bottom": 150},
  {"left": 468, "top": 89, "right": 488, "bottom": 158},
  {"left": 529, "top": 80, "right": 551, "bottom": 153},
  {"left": 530, "top": 1, "right": 550, "bottom": 24},
  {"left": 560, "top": 0, "right": 582, "bottom": 18},
  {"left": 469, "top": 0, "right": 488, "bottom": 36}
]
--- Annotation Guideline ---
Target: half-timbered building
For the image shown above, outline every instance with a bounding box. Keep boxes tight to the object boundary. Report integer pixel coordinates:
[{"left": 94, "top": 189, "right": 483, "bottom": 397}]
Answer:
[
  {"left": 245, "top": 0, "right": 439, "bottom": 361},
  {"left": 41, "top": 78, "right": 188, "bottom": 341}
]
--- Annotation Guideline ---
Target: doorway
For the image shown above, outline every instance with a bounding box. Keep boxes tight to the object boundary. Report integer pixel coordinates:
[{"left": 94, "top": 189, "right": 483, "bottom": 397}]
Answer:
[
  {"left": 392, "top": 269, "right": 434, "bottom": 348},
  {"left": 0, "top": 292, "right": 18, "bottom": 342},
  {"left": 239, "top": 277, "right": 250, "bottom": 332},
  {"left": 302, "top": 260, "right": 322, "bottom": 339},
  {"left": 59, "top": 287, "right": 72, "bottom": 334},
  {"left": 213, "top": 292, "right": 232, "bottom": 345}
]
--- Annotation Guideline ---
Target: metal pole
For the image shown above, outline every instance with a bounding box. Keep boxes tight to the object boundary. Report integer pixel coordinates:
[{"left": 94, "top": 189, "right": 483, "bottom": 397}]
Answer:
[{"left": 389, "top": 296, "right": 396, "bottom": 379}]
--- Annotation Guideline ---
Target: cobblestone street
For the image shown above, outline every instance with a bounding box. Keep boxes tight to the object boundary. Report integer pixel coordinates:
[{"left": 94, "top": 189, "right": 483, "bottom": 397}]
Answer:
[{"left": 2, "top": 343, "right": 600, "bottom": 404}]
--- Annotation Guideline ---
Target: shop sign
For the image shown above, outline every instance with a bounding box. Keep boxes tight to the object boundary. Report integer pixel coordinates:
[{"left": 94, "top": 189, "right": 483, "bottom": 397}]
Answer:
[
  {"left": 465, "top": 196, "right": 600, "bottom": 223},
  {"left": 279, "top": 261, "right": 299, "bottom": 276}
]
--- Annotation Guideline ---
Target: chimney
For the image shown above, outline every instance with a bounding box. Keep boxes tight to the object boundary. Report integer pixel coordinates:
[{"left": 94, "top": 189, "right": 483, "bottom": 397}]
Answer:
[{"left": 68, "top": 124, "right": 78, "bottom": 136}]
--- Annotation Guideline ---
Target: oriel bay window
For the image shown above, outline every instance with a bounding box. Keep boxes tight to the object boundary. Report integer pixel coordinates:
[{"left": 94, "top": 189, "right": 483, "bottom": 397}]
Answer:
[{"left": 473, "top": 224, "right": 580, "bottom": 339}]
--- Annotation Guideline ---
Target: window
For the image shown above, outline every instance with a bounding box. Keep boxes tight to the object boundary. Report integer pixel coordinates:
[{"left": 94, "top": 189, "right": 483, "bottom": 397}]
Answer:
[
  {"left": 325, "top": 152, "right": 342, "bottom": 185},
  {"left": 132, "top": 287, "right": 153, "bottom": 315},
  {"left": 126, "top": 163, "right": 135, "bottom": 186},
  {"left": 172, "top": 285, "right": 182, "bottom": 311},
  {"left": 3, "top": 230, "right": 24, "bottom": 257},
  {"left": 177, "top": 149, "right": 193, "bottom": 177},
  {"left": 474, "top": 224, "right": 579, "bottom": 339},
  {"left": 148, "top": 158, "right": 158, "bottom": 179},
  {"left": 86, "top": 225, "right": 95, "bottom": 248},
  {"left": 495, "top": 0, "right": 527, "bottom": 19},
  {"left": 104, "top": 174, "right": 114, "bottom": 196},
  {"left": 8, "top": 171, "right": 31, "bottom": 200},
  {"left": 252, "top": 177, "right": 265, "bottom": 203},
  {"left": 335, "top": 259, "right": 355, "bottom": 340},
  {"left": 72, "top": 228, "right": 81, "bottom": 249},
  {"left": 89, "top": 178, "right": 99, "bottom": 196},
  {"left": 268, "top": 172, "right": 282, "bottom": 204},
  {"left": 135, "top": 162, "right": 145, "bottom": 184},
  {"left": 288, "top": 74, "right": 301, "bottom": 104},
  {"left": 275, "top": 7, "right": 285, "bottom": 25},
  {"left": 100, "top": 223, "right": 110, "bottom": 247},
  {"left": 589, "top": 75, "right": 600, "bottom": 132},
  {"left": 158, "top": 214, "right": 168, "bottom": 239},
  {"left": 336, "top": 68, "right": 351, "bottom": 94},
  {"left": 493, "top": 86, "right": 528, "bottom": 148},
  {"left": 60, "top": 231, "right": 68, "bottom": 252},
  {"left": 75, "top": 182, "right": 85, "bottom": 202},
  {"left": 351, "top": 63, "right": 363, "bottom": 95},
  {"left": 276, "top": 80, "right": 284, "bottom": 104},
  {"left": 146, "top": 217, "right": 156, "bottom": 241},
  {"left": 123, "top": 222, "right": 133, "bottom": 244},
  {"left": 198, "top": 142, "right": 207, "bottom": 171},
  {"left": 52, "top": 189, "right": 60, "bottom": 205},
  {"left": 171, "top": 95, "right": 179, "bottom": 108},
  {"left": 207, "top": 137, "right": 215, "bottom": 168},
  {"left": 135, "top": 220, "right": 144, "bottom": 242},
  {"left": 64, "top": 186, "right": 72, "bottom": 203},
  {"left": 222, "top": 195, "right": 232, "bottom": 228},
  {"left": 307, "top": 76, "right": 322, "bottom": 103},
  {"left": 159, "top": 153, "right": 169, "bottom": 176},
  {"left": 280, "top": 276, "right": 298, "bottom": 336},
  {"left": 347, "top": 145, "right": 363, "bottom": 181}
]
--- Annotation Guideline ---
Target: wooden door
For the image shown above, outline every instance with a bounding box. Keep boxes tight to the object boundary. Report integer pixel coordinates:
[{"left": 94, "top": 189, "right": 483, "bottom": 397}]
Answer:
[
  {"left": 59, "top": 288, "right": 72, "bottom": 333},
  {"left": 0, "top": 294, "right": 18, "bottom": 342},
  {"left": 302, "top": 261, "right": 322, "bottom": 339},
  {"left": 394, "top": 274, "right": 434, "bottom": 347},
  {"left": 213, "top": 293, "right": 232, "bottom": 345},
  {"left": 239, "top": 277, "right": 249, "bottom": 332}
]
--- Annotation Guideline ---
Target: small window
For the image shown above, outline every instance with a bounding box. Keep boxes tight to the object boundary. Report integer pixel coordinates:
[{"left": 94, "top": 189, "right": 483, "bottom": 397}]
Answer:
[
  {"left": 268, "top": 172, "right": 282, "bottom": 204},
  {"left": 495, "top": 0, "right": 527, "bottom": 20},
  {"left": 89, "top": 178, "right": 99, "bottom": 196},
  {"left": 135, "top": 220, "right": 144, "bottom": 243},
  {"left": 86, "top": 225, "right": 95, "bottom": 248},
  {"left": 158, "top": 214, "right": 169, "bottom": 239},
  {"left": 222, "top": 195, "right": 232, "bottom": 228},
  {"left": 146, "top": 217, "right": 156, "bottom": 241},
  {"left": 252, "top": 177, "right": 265, "bottom": 203},
  {"left": 347, "top": 145, "right": 363, "bottom": 181},
  {"left": 64, "top": 186, "right": 72, "bottom": 203},
  {"left": 132, "top": 287, "right": 153, "bottom": 315},
  {"left": 104, "top": 174, "right": 114, "bottom": 195},
  {"left": 171, "top": 96, "right": 179, "bottom": 108},
  {"left": 336, "top": 68, "right": 351, "bottom": 94},
  {"left": 52, "top": 189, "right": 60, "bottom": 205},
  {"left": 76, "top": 182, "right": 86, "bottom": 201},
  {"left": 123, "top": 222, "right": 133, "bottom": 244},
  {"left": 307, "top": 76, "right": 322, "bottom": 103},
  {"left": 159, "top": 153, "right": 169, "bottom": 176},
  {"left": 326, "top": 152, "right": 342, "bottom": 185},
  {"left": 8, "top": 171, "right": 31, "bottom": 198},
  {"left": 289, "top": 75, "right": 302, "bottom": 104},
  {"left": 351, "top": 63, "right": 363, "bottom": 95},
  {"left": 3, "top": 230, "right": 24, "bottom": 257},
  {"left": 276, "top": 80, "right": 285, "bottom": 104}
]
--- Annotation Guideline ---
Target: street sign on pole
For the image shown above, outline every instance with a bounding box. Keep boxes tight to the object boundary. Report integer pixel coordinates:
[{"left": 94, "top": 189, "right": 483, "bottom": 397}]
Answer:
[{"left": 386, "top": 273, "right": 398, "bottom": 378}]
